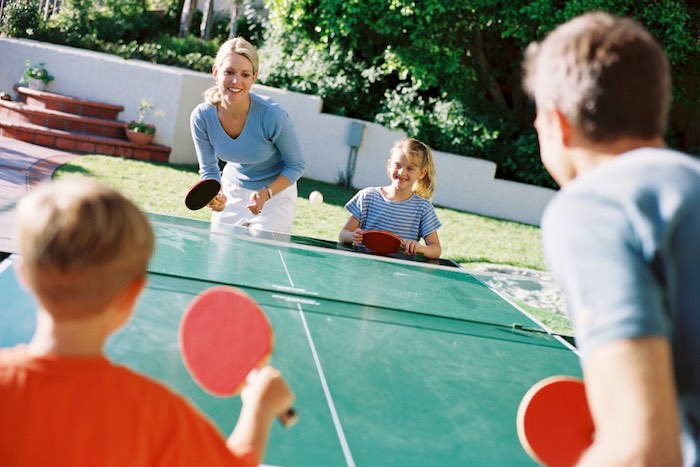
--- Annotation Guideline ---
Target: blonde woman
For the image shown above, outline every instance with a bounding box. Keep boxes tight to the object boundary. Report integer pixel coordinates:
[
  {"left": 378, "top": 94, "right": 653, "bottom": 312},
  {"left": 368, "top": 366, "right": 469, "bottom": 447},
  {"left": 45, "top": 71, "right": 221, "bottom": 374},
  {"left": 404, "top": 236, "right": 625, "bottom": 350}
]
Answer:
[
  {"left": 339, "top": 137, "right": 442, "bottom": 259},
  {"left": 190, "top": 37, "right": 305, "bottom": 233}
]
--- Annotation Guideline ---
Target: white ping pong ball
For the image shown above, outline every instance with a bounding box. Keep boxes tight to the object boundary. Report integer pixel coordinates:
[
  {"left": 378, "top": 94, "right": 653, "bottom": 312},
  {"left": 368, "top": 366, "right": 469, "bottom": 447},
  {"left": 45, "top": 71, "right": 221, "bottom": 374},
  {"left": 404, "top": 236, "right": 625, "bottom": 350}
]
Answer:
[{"left": 309, "top": 191, "right": 324, "bottom": 206}]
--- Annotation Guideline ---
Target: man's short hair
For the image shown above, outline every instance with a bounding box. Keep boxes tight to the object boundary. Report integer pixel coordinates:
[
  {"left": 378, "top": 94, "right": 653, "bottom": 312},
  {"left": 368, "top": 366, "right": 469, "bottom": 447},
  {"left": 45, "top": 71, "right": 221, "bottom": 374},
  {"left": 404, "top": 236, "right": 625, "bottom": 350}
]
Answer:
[
  {"left": 16, "top": 178, "right": 154, "bottom": 319},
  {"left": 523, "top": 12, "right": 671, "bottom": 141}
]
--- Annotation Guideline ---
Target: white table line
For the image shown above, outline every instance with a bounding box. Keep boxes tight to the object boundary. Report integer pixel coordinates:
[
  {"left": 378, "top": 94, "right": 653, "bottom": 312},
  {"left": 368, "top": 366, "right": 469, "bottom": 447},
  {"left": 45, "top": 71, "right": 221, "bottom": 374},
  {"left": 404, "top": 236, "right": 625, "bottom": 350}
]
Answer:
[{"left": 275, "top": 244, "right": 356, "bottom": 467}]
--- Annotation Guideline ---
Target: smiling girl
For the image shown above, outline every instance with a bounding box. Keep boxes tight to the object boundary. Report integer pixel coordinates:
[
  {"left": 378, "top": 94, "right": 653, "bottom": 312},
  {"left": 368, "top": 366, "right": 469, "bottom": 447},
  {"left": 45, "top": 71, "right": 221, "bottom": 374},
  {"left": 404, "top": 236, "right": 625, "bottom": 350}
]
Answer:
[
  {"left": 190, "top": 37, "right": 305, "bottom": 233},
  {"left": 339, "top": 137, "right": 442, "bottom": 259}
]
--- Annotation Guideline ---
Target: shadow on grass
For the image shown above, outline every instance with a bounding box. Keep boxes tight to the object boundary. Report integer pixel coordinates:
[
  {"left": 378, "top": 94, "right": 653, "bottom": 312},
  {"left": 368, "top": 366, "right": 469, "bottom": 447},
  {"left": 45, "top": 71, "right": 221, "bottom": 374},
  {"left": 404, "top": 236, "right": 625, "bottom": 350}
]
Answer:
[
  {"left": 156, "top": 162, "right": 200, "bottom": 175},
  {"left": 53, "top": 164, "right": 93, "bottom": 176}
]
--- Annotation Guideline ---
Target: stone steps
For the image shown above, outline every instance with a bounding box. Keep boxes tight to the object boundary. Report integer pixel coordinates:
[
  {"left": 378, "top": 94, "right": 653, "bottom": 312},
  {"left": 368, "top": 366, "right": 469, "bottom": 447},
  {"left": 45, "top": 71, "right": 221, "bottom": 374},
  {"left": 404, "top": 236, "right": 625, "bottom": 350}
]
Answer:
[{"left": 0, "top": 86, "right": 171, "bottom": 162}]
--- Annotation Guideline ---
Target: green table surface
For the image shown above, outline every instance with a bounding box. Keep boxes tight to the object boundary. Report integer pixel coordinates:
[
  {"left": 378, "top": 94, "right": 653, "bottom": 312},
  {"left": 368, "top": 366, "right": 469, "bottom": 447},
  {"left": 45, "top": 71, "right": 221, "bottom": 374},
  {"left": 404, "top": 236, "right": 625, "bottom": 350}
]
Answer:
[{"left": 0, "top": 213, "right": 581, "bottom": 466}]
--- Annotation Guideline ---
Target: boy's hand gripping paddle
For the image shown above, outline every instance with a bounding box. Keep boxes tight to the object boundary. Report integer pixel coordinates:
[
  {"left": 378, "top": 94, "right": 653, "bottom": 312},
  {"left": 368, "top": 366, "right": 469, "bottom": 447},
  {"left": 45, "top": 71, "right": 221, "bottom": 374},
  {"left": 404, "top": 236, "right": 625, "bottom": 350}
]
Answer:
[
  {"left": 179, "top": 286, "right": 298, "bottom": 427},
  {"left": 362, "top": 229, "right": 427, "bottom": 255},
  {"left": 184, "top": 179, "right": 221, "bottom": 210},
  {"left": 516, "top": 376, "right": 594, "bottom": 467}
]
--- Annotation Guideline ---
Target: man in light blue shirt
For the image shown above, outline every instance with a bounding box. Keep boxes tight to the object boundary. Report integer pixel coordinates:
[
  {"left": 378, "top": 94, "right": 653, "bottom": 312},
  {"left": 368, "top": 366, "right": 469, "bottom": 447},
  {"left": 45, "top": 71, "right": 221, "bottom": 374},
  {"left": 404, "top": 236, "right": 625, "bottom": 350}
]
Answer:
[{"left": 524, "top": 12, "right": 700, "bottom": 465}]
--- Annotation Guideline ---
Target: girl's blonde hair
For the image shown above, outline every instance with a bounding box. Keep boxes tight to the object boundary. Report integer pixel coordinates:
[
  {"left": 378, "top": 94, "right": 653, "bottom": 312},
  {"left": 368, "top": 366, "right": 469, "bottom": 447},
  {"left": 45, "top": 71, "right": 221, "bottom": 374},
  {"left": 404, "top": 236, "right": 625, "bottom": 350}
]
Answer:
[
  {"left": 204, "top": 37, "right": 259, "bottom": 106},
  {"left": 390, "top": 137, "right": 437, "bottom": 199}
]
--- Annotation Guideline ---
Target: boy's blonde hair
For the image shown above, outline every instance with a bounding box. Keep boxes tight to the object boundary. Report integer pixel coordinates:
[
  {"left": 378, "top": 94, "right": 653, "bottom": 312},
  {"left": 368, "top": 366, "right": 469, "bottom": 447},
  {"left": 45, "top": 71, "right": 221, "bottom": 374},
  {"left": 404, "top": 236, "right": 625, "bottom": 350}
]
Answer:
[
  {"left": 16, "top": 178, "right": 154, "bottom": 319},
  {"left": 205, "top": 37, "right": 259, "bottom": 106},
  {"left": 390, "top": 137, "right": 437, "bottom": 199}
]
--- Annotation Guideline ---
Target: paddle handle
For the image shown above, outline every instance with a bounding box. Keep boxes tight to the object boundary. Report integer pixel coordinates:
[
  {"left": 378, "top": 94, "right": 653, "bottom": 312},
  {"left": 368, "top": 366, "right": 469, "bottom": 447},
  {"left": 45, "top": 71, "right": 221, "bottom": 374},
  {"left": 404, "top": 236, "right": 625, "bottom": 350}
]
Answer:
[{"left": 279, "top": 407, "right": 299, "bottom": 427}]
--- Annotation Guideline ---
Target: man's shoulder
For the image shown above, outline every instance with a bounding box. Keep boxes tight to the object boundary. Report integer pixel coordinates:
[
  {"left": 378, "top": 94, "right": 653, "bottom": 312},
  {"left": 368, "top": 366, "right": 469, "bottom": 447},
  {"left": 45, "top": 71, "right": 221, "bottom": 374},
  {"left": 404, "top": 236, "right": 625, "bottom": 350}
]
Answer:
[
  {"left": 618, "top": 147, "right": 700, "bottom": 171},
  {"left": 570, "top": 148, "right": 700, "bottom": 195}
]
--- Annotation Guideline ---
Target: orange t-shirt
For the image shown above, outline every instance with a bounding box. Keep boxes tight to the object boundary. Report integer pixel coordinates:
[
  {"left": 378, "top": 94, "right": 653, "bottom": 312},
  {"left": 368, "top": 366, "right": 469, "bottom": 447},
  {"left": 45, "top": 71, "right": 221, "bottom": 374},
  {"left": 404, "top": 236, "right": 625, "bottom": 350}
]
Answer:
[{"left": 0, "top": 345, "right": 258, "bottom": 467}]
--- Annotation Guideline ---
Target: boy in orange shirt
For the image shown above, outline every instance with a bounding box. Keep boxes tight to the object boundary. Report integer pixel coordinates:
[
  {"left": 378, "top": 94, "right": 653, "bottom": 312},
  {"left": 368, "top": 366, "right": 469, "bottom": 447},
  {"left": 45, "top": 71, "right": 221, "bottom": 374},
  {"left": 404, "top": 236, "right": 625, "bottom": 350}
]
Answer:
[{"left": 0, "top": 178, "right": 294, "bottom": 466}]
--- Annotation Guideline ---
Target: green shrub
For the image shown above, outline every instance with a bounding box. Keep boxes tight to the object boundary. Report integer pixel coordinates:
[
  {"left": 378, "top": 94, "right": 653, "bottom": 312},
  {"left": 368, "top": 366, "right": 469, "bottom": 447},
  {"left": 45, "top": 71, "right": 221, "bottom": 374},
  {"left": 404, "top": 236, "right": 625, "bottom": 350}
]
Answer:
[
  {"left": 156, "top": 36, "right": 220, "bottom": 57},
  {"left": 100, "top": 37, "right": 216, "bottom": 72},
  {"left": 498, "top": 131, "right": 557, "bottom": 189},
  {"left": 259, "top": 30, "right": 381, "bottom": 120},
  {"left": 47, "top": 0, "right": 169, "bottom": 45},
  {"left": 376, "top": 85, "right": 502, "bottom": 158},
  {"left": 0, "top": 0, "right": 43, "bottom": 38}
]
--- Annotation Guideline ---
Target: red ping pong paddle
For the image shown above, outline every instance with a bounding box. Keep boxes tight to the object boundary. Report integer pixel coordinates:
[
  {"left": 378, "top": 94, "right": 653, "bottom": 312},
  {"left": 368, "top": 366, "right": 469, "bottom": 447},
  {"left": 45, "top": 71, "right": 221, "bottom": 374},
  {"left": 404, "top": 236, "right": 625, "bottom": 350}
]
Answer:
[
  {"left": 362, "top": 229, "right": 427, "bottom": 255},
  {"left": 179, "top": 286, "right": 298, "bottom": 427},
  {"left": 184, "top": 179, "right": 221, "bottom": 210},
  {"left": 517, "top": 376, "right": 594, "bottom": 467},
  {"left": 362, "top": 230, "right": 402, "bottom": 254}
]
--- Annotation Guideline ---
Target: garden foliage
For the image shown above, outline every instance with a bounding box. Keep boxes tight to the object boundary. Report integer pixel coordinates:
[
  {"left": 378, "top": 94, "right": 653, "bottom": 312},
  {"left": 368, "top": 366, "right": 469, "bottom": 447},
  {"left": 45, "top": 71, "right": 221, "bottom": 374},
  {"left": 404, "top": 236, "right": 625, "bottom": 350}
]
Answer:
[
  {"left": 262, "top": 0, "right": 700, "bottom": 187},
  {"left": 3, "top": 0, "right": 698, "bottom": 188}
]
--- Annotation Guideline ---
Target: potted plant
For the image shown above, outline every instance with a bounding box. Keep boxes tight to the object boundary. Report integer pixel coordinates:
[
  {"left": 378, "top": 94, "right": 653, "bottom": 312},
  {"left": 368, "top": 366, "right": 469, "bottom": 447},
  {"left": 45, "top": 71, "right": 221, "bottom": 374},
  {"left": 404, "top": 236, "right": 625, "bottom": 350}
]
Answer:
[
  {"left": 20, "top": 60, "right": 54, "bottom": 91},
  {"left": 125, "top": 98, "right": 164, "bottom": 146}
]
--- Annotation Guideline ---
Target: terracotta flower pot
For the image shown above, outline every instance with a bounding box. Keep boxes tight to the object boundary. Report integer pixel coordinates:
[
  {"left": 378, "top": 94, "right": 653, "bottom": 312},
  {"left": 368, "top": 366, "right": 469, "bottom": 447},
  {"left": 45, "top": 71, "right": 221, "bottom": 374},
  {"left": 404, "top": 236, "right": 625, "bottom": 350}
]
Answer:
[{"left": 125, "top": 129, "right": 155, "bottom": 146}]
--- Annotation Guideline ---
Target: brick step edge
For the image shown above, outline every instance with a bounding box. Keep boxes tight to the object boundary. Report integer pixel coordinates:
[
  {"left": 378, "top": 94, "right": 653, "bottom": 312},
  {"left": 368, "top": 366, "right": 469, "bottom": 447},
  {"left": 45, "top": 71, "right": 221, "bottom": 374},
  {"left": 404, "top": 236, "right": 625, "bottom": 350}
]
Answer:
[
  {"left": 0, "top": 120, "right": 170, "bottom": 163},
  {"left": 15, "top": 86, "right": 124, "bottom": 120},
  {"left": 1, "top": 100, "right": 128, "bottom": 139}
]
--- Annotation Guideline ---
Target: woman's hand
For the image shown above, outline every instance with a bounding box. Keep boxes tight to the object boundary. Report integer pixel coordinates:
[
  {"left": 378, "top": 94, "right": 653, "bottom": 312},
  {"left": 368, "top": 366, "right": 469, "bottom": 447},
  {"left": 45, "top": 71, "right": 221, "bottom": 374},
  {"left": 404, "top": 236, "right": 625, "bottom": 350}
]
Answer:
[
  {"left": 208, "top": 191, "right": 227, "bottom": 212},
  {"left": 246, "top": 188, "right": 269, "bottom": 215}
]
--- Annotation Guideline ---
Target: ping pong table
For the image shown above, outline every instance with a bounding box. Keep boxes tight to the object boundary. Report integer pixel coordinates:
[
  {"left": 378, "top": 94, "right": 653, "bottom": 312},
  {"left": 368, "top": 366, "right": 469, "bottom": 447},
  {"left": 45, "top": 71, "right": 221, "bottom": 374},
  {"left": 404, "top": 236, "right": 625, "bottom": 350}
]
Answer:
[{"left": 0, "top": 212, "right": 582, "bottom": 466}]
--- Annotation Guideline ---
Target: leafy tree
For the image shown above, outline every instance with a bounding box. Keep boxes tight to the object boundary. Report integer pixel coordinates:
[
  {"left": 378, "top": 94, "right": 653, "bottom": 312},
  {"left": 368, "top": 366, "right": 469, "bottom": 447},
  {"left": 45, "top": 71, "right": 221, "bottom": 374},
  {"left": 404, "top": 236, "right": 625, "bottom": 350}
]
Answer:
[{"left": 262, "top": 0, "right": 700, "bottom": 187}]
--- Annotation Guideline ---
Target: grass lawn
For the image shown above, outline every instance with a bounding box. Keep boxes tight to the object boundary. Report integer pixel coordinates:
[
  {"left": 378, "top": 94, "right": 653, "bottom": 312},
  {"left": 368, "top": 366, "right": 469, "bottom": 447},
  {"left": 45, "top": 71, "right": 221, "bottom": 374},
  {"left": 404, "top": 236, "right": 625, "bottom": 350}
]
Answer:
[
  {"left": 54, "top": 155, "right": 573, "bottom": 337},
  {"left": 54, "top": 155, "right": 547, "bottom": 270}
]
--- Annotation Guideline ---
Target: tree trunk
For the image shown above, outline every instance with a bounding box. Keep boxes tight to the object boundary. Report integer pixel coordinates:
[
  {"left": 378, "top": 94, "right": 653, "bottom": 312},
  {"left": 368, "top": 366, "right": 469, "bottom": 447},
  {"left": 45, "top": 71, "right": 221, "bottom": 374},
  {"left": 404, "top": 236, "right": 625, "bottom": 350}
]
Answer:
[
  {"left": 200, "top": 0, "right": 214, "bottom": 40},
  {"left": 228, "top": 0, "right": 241, "bottom": 39},
  {"left": 179, "top": 0, "right": 197, "bottom": 38},
  {"left": 467, "top": 29, "right": 510, "bottom": 116}
]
